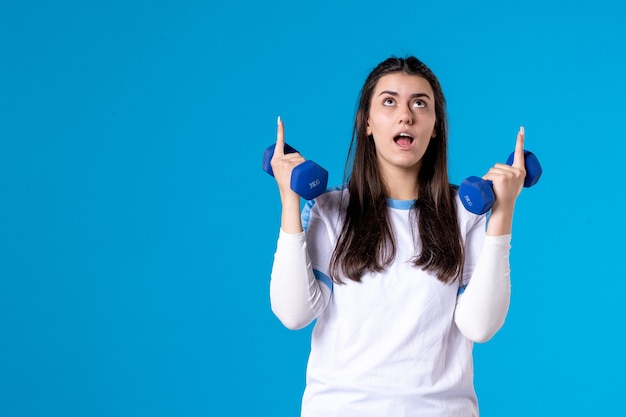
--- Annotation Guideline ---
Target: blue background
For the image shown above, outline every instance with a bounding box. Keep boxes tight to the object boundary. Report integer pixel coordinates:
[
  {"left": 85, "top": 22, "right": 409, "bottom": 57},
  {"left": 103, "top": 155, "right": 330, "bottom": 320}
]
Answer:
[{"left": 1, "top": 0, "right": 625, "bottom": 415}]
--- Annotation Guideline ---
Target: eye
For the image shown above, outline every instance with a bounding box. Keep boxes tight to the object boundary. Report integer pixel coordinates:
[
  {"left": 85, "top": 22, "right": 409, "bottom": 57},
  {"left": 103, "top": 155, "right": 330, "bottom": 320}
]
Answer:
[
  {"left": 383, "top": 97, "right": 395, "bottom": 106},
  {"left": 412, "top": 100, "right": 426, "bottom": 108}
]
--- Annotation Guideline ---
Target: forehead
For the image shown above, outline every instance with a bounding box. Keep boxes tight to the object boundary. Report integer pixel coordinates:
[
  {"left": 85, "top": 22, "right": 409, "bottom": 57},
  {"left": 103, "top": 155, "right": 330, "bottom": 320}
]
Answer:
[{"left": 373, "top": 72, "right": 434, "bottom": 97}]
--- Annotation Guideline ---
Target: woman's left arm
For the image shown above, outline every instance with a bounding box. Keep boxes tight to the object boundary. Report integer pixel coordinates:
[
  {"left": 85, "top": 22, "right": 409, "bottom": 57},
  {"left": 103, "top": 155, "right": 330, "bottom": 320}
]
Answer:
[
  {"left": 454, "top": 127, "right": 527, "bottom": 342},
  {"left": 454, "top": 234, "right": 512, "bottom": 342}
]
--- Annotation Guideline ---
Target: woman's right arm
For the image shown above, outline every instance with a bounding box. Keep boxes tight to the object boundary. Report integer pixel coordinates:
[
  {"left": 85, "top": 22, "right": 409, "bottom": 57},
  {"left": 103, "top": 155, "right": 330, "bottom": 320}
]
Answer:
[
  {"left": 270, "top": 229, "right": 331, "bottom": 330},
  {"left": 268, "top": 118, "right": 330, "bottom": 329}
]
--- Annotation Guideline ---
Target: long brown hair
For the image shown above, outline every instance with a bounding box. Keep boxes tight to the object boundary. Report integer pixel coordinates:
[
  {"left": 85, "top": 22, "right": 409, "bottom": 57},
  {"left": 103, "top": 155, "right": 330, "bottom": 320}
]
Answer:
[{"left": 329, "top": 56, "right": 464, "bottom": 285}]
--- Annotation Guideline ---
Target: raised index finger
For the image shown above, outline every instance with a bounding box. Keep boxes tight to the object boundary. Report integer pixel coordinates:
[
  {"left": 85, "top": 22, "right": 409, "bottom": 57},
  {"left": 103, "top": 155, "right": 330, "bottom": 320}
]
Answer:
[
  {"left": 274, "top": 116, "right": 285, "bottom": 157},
  {"left": 512, "top": 125, "right": 525, "bottom": 169}
]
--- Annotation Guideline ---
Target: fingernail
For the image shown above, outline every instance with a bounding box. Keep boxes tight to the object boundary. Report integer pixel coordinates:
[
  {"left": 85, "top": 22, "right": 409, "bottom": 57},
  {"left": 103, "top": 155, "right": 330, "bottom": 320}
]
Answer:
[
  {"left": 277, "top": 116, "right": 281, "bottom": 125},
  {"left": 520, "top": 126, "right": 524, "bottom": 135}
]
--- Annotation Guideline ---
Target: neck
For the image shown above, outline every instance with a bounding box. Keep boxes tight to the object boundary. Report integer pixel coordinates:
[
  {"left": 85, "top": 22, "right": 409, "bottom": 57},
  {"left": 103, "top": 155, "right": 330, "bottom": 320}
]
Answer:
[{"left": 383, "top": 169, "right": 419, "bottom": 200}]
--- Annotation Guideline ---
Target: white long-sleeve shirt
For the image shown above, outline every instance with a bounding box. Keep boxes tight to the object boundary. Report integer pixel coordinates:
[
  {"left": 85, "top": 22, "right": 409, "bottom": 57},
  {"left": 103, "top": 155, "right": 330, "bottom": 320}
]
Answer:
[{"left": 270, "top": 188, "right": 511, "bottom": 417}]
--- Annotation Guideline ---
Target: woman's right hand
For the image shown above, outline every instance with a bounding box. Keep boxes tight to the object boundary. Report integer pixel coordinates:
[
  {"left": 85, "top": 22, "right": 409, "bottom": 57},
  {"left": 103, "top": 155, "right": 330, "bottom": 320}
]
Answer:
[
  {"left": 271, "top": 117, "right": 305, "bottom": 233},
  {"left": 271, "top": 117, "right": 305, "bottom": 203}
]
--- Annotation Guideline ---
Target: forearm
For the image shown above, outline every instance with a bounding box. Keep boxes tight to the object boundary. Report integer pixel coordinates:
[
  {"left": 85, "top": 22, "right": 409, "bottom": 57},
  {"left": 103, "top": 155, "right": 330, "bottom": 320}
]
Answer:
[
  {"left": 280, "top": 192, "right": 303, "bottom": 234},
  {"left": 269, "top": 229, "right": 330, "bottom": 330},
  {"left": 454, "top": 235, "right": 512, "bottom": 342},
  {"left": 486, "top": 202, "right": 514, "bottom": 236}
]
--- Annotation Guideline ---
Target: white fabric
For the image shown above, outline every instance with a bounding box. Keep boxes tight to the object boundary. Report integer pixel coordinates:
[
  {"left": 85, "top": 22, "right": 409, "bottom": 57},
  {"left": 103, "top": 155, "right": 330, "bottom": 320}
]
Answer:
[
  {"left": 270, "top": 231, "right": 331, "bottom": 330},
  {"left": 269, "top": 187, "right": 512, "bottom": 417}
]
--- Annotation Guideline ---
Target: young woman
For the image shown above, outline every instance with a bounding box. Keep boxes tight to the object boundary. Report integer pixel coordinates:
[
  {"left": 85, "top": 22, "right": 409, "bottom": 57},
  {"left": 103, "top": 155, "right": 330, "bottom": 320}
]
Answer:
[{"left": 268, "top": 56, "right": 526, "bottom": 417}]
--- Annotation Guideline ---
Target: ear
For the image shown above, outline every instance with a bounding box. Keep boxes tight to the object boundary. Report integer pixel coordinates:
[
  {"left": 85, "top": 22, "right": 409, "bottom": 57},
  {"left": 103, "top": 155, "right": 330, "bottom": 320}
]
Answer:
[{"left": 359, "top": 109, "right": 372, "bottom": 136}]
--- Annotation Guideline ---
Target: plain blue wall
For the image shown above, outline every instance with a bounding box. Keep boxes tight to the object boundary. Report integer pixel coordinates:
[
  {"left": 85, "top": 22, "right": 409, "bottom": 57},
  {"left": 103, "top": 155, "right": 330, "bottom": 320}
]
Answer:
[{"left": 1, "top": 0, "right": 625, "bottom": 415}]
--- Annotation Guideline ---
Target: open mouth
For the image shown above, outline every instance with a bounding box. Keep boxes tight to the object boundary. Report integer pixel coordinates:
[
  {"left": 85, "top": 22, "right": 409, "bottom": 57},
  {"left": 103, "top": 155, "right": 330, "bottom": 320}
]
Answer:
[{"left": 393, "top": 132, "right": 414, "bottom": 147}]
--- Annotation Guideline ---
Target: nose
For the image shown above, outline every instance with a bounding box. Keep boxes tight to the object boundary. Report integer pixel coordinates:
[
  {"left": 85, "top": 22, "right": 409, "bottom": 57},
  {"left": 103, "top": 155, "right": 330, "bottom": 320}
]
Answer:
[{"left": 398, "top": 104, "right": 414, "bottom": 125}]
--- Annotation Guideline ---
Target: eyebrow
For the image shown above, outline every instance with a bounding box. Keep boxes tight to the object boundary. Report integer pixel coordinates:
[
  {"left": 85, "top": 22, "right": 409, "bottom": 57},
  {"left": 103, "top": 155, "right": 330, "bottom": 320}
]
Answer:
[{"left": 377, "top": 90, "right": 432, "bottom": 100}]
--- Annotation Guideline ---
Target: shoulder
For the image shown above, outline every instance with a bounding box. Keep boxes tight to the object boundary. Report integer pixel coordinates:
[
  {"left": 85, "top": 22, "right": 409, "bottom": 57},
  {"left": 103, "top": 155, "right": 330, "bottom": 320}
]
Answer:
[
  {"left": 452, "top": 184, "right": 486, "bottom": 234},
  {"left": 302, "top": 185, "right": 347, "bottom": 231}
]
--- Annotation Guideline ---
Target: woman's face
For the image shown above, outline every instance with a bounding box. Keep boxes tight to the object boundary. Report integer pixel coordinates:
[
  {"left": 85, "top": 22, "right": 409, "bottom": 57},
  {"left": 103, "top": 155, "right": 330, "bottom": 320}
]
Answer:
[{"left": 366, "top": 72, "right": 437, "bottom": 177}]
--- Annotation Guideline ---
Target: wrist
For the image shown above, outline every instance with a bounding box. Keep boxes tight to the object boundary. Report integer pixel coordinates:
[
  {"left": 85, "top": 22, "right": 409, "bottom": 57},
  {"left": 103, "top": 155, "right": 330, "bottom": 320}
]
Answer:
[
  {"left": 486, "top": 209, "right": 513, "bottom": 236},
  {"left": 280, "top": 194, "right": 303, "bottom": 234}
]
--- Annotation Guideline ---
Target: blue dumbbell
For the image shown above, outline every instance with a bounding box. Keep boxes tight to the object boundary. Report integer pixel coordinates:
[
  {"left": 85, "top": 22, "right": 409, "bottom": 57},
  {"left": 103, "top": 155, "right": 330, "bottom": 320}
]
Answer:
[
  {"left": 262, "top": 143, "right": 329, "bottom": 200},
  {"left": 459, "top": 150, "right": 542, "bottom": 215}
]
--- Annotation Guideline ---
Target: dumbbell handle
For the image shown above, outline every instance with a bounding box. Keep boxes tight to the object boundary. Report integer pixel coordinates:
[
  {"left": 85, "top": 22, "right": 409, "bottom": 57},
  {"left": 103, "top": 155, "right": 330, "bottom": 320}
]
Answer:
[
  {"left": 459, "top": 150, "right": 542, "bottom": 215},
  {"left": 262, "top": 143, "right": 329, "bottom": 200}
]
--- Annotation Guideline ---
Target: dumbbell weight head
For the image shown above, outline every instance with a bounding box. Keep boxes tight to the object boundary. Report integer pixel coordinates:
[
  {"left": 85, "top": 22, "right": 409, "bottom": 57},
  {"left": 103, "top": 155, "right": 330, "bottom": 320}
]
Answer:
[
  {"left": 262, "top": 143, "right": 298, "bottom": 177},
  {"left": 290, "top": 160, "right": 329, "bottom": 200},
  {"left": 505, "top": 150, "right": 542, "bottom": 188},
  {"left": 262, "top": 143, "right": 329, "bottom": 200},
  {"left": 459, "top": 176, "right": 496, "bottom": 215}
]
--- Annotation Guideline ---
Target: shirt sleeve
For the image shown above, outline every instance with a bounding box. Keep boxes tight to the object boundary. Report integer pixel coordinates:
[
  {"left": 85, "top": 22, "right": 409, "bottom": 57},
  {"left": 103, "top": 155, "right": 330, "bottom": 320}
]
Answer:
[
  {"left": 269, "top": 229, "right": 331, "bottom": 330},
  {"left": 454, "top": 234, "right": 512, "bottom": 343}
]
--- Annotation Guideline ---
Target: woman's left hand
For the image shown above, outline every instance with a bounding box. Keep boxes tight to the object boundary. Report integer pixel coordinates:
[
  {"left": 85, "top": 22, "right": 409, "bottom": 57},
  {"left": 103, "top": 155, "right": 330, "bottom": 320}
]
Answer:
[{"left": 483, "top": 126, "right": 527, "bottom": 214}]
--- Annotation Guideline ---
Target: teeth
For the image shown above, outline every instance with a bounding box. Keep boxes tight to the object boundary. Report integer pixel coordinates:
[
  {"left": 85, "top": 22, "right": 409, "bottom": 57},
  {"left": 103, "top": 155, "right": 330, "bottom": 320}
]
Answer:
[{"left": 398, "top": 132, "right": 412, "bottom": 137}]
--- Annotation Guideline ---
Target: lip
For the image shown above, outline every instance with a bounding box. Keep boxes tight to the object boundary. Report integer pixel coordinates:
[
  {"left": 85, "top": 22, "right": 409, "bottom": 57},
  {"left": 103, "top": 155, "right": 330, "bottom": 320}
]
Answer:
[
  {"left": 393, "top": 130, "right": 415, "bottom": 148},
  {"left": 393, "top": 130, "right": 414, "bottom": 139}
]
